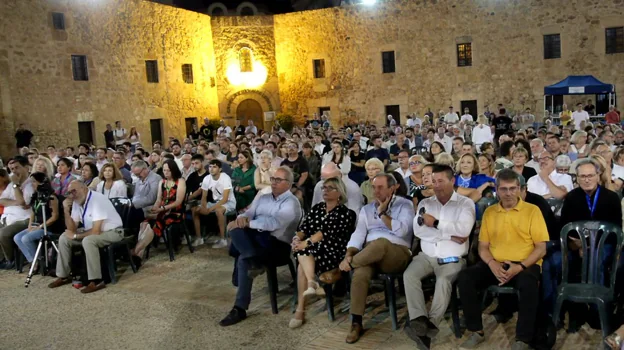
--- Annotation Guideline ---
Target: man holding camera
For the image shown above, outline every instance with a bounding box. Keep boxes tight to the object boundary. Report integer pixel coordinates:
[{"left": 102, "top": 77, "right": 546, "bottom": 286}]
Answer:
[
  {"left": 403, "top": 165, "right": 475, "bottom": 348},
  {"left": 48, "top": 181, "right": 123, "bottom": 293},
  {"left": 0, "top": 156, "right": 34, "bottom": 270},
  {"left": 457, "top": 169, "right": 548, "bottom": 350}
]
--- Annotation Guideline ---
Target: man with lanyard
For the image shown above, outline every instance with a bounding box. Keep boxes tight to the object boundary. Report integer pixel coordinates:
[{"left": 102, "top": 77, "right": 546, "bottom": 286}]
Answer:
[{"left": 48, "top": 181, "right": 123, "bottom": 293}]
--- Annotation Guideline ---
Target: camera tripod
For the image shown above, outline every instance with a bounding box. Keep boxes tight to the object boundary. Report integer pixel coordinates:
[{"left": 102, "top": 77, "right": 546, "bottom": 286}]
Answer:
[{"left": 24, "top": 201, "right": 59, "bottom": 288}]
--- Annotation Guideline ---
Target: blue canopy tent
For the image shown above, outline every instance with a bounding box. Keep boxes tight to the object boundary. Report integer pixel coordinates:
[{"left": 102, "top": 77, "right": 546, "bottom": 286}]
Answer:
[{"left": 544, "top": 75, "right": 616, "bottom": 116}]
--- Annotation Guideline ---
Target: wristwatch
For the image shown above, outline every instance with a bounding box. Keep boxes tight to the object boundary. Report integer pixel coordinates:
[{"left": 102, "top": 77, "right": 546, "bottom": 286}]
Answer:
[
  {"left": 12, "top": 183, "right": 18, "bottom": 189},
  {"left": 433, "top": 219, "right": 439, "bottom": 229}
]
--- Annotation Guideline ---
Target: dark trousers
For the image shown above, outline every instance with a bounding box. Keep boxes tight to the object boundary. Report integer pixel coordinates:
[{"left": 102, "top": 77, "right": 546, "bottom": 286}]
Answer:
[
  {"left": 457, "top": 261, "right": 541, "bottom": 343},
  {"left": 229, "top": 227, "right": 290, "bottom": 310}
]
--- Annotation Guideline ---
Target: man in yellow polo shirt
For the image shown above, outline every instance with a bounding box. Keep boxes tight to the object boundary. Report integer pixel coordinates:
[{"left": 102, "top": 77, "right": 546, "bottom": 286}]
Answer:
[{"left": 457, "top": 169, "right": 548, "bottom": 350}]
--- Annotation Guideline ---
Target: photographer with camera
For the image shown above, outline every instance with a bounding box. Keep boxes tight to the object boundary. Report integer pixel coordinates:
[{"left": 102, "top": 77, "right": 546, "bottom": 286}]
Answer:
[{"left": 13, "top": 172, "right": 63, "bottom": 269}]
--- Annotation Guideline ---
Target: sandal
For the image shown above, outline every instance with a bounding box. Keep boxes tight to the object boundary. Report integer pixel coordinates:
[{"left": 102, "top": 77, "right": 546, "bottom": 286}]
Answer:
[
  {"left": 303, "top": 281, "right": 319, "bottom": 298},
  {"left": 605, "top": 333, "right": 623, "bottom": 350},
  {"left": 289, "top": 309, "right": 305, "bottom": 329}
]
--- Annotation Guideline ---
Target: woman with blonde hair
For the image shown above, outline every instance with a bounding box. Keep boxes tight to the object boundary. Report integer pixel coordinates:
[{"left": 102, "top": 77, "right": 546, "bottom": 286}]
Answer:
[
  {"left": 478, "top": 153, "right": 496, "bottom": 177},
  {"left": 511, "top": 146, "right": 537, "bottom": 180},
  {"left": 434, "top": 152, "right": 455, "bottom": 167},
  {"left": 360, "top": 158, "right": 384, "bottom": 203},
  {"left": 406, "top": 154, "right": 428, "bottom": 196},
  {"left": 455, "top": 153, "right": 495, "bottom": 202},
  {"left": 254, "top": 150, "right": 276, "bottom": 198},
  {"left": 31, "top": 156, "right": 55, "bottom": 180},
  {"left": 96, "top": 163, "right": 127, "bottom": 198},
  {"left": 569, "top": 130, "right": 588, "bottom": 159}
]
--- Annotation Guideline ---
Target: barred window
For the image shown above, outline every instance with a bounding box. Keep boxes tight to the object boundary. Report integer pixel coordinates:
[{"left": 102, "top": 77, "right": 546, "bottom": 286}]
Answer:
[
  {"left": 182, "top": 64, "right": 193, "bottom": 84},
  {"left": 382, "top": 51, "right": 395, "bottom": 73},
  {"left": 457, "top": 43, "right": 472, "bottom": 67},
  {"left": 71, "top": 55, "right": 88, "bottom": 81},
  {"left": 606, "top": 27, "right": 624, "bottom": 54},
  {"left": 239, "top": 47, "right": 253, "bottom": 73},
  {"left": 146, "top": 60, "right": 159, "bottom": 83},
  {"left": 313, "top": 59, "right": 325, "bottom": 79},
  {"left": 543, "top": 34, "right": 561, "bottom": 59}
]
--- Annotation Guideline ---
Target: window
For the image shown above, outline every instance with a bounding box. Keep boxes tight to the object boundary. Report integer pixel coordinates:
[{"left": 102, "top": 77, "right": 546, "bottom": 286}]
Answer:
[
  {"left": 319, "top": 107, "right": 330, "bottom": 118},
  {"left": 382, "top": 51, "right": 395, "bottom": 73},
  {"left": 78, "top": 122, "right": 94, "bottom": 145},
  {"left": 385, "top": 105, "right": 400, "bottom": 126},
  {"left": 52, "top": 12, "right": 65, "bottom": 30},
  {"left": 543, "top": 34, "right": 561, "bottom": 59},
  {"left": 606, "top": 27, "right": 624, "bottom": 54},
  {"left": 145, "top": 60, "right": 159, "bottom": 83},
  {"left": 239, "top": 47, "right": 253, "bottom": 73},
  {"left": 313, "top": 59, "right": 325, "bottom": 79},
  {"left": 457, "top": 43, "right": 472, "bottom": 67},
  {"left": 71, "top": 55, "right": 88, "bottom": 81},
  {"left": 182, "top": 64, "right": 193, "bottom": 84}
]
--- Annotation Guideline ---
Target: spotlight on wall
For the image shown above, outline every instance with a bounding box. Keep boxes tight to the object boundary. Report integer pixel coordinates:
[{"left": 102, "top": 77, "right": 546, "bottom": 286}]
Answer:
[{"left": 361, "top": 0, "right": 377, "bottom": 5}]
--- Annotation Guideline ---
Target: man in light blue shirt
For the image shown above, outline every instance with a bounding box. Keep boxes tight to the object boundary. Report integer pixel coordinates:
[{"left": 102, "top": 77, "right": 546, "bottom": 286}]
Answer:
[
  {"left": 219, "top": 166, "right": 302, "bottom": 327},
  {"left": 338, "top": 173, "right": 415, "bottom": 344}
]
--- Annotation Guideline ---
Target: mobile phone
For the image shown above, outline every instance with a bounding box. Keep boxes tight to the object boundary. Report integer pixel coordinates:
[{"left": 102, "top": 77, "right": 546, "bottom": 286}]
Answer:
[{"left": 437, "top": 256, "right": 460, "bottom": 265}]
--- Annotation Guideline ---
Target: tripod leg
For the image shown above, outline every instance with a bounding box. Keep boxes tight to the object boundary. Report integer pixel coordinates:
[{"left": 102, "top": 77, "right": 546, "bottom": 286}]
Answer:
[{"left": 24, "top": 240, "right": 44, "bottom": 288}]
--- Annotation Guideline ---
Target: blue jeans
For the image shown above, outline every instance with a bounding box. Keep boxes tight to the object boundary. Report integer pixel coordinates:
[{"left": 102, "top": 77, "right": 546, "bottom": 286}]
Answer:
[
  {"left": 229, "top": 227, "right": 289, "bottom": 310},
  {"left": 13, "top": 228, "right": 45, "bottom": 263}
]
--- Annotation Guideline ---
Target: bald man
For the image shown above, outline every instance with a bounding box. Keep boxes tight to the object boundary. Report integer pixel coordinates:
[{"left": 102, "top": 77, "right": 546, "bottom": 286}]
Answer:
[
  {"left": 312, "top": 163, "right": 363, "bottom": 215},
  {"left": 48, "top": 181, "right": 124, "bottom": 293}
]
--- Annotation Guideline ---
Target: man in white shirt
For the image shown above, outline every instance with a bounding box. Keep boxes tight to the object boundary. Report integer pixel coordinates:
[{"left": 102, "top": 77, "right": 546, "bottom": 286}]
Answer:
[
  {"left": 526, "top": 138, "right": 544, "bottom": 171},
  {"left": 403, "top": 164, "right": 475, "bottom": 346},
  {"left": 434, "top": 127, "right": 453, "bottom": 153},
  {"left": 460, "top": 108, "right": 474, "bottom": 124},
  {"left": 394, "top": 149, "right": 412, "bottom": 181},
  {"left": 95, "top": 147, "right": 108, "bottom": 172},
  {"left": 193, "top": 159, "right": 237, "bottom": 249},
  {"left": 527, "top": 151, "right": 573, "bottom": 199},
  {"left": 113, "top": 121, "right": 127, "bottom": 146},
  {"left": 571, "top": 103, "right": 590, "bottom": 130},
  {"left": 311, "top": 163, "right": 363, "bottom": 216},
  {"left": 217, "top": 120, "right": 232, "bottom": 138},
  {"left": 245, "top": 120, "right": 258, "bottom": 135},
  {"left": 48, "top": 181, "right": 123, "bottom": 293},
  {"left": 0, "top": 157, "right": 34, "bottom": 269},
  {"left": 180, "top": 154, "right": 194, "bottom": 180},
  {"left": 444, "top": 107, "right": 459, "bottom": 124}
]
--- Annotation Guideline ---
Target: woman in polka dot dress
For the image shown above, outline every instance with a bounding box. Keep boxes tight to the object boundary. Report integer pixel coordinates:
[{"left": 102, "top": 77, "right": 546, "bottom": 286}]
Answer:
[{"left": 289, "top": 177, "right": 357, "bottom": 328}]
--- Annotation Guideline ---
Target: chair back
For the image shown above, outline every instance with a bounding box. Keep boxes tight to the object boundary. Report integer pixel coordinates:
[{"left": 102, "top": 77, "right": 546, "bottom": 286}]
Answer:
[
  {"left": 546, "top": 198, "right": 564, "bottom": 217},
  {"left": 476, "top": 197, "right": 498, "bottom": 221},
  {"left": 560, "top": 221, "right": 624, "bottom": 291},
  {"left": 110, "top": 197, "right": 132, "bottom": 228}
]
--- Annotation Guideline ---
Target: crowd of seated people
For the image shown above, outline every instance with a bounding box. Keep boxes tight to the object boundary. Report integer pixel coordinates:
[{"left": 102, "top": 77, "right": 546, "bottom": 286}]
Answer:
[{"left": 2, "top": 105, "right": 624, "bottom": 349}]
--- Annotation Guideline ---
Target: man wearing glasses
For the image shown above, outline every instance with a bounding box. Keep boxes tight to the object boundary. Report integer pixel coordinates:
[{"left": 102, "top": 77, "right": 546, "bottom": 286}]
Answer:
[
  {"left": 48, "top": 181, "right": 123, "bottom": 293},
  {"left": 527, "top": 150, "right": 573, "bottom": 199},
  {"left": 219, "top": 166, "right": 302, "bottom": 327},
  {"left": 458, "top": 169, "right": 549, "bottom": 350},
  {"left": 403, "top": 165, "right": 475, "bottom": 348}
]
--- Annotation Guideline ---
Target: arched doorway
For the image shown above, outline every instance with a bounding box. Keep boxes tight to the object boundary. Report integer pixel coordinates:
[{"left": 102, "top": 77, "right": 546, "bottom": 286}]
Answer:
[{"left": 236, "top": 99, "right": 263, "bottom": 129}]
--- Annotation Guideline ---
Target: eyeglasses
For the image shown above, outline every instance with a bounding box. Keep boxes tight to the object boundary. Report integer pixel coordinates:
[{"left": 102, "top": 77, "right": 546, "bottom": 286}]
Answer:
[
  {"left": 321, "top": 186, "right": 337, "bottom": 192},
  {"left": 409, "top": 161, "right": 421, "bottom": 166},
  {"left": 497, "top": 186, "right": 518, "bottom": 194},
  {"left": 270, "top": 177, "right": 287, "bottom": 184},
  {"left": 66, "top": 189, "right": 78, "bottom": 197},
  {"left": 578, "top": 174, "right": 597, "bottom": 181},
  {"left": 538, "top": 156, "right": 554, "bottom": 162},
  {"left": 417, "top": 207, "right": 426, "bottom": 226}
]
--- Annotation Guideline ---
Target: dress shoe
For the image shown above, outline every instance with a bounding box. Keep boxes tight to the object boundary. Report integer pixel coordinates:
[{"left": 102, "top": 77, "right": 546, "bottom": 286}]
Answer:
[
  {"left": 345, "top": 323, "right": 364, "bottom": 344},
  {"left": 219, "top": 307, "right": 247, "bottom": 327},
  {"left": 48, "top": 278, "right": 72, "bottom": 289},
  {"left": 81, "top": 281, "right": 106, "bottom": 294}
]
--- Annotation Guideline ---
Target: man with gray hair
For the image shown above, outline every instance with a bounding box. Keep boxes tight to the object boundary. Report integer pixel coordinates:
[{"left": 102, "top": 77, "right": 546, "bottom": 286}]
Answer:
[
  {"left": 526, "top": 138, "right": 544, "bottom": 171},
  {"left": 311, "top": 163, "right": 363, "bottom": 215},
  {"left": 180, "top": 154, "right": 194, "bottom": 180},
  {"left": 527, "top": 150, "right": 573, "bottom": 199},
  {"left": 219, "top": 166, "right": 302, "bottom": 327},
  {"left": 130, "top": 160, "right": 162, "bottom": 223},
  {"left": 338, "top": 173, "right": 415, "bottom": 344}
]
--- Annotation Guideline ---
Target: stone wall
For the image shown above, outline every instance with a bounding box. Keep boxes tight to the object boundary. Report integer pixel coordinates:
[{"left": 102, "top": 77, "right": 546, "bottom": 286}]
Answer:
[
  {"left": 211, "top": 15, "right": 280, "bottom": 130},
  {"left": 0, "top": 0, "right": 219, "bottom": 158},
  {"left": 274, "top": 0, "right": 624, "bottom": 125}
]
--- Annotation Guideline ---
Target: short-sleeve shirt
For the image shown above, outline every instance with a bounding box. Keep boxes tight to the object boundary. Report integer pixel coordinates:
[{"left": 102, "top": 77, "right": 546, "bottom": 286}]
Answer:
[
  {"left": 349, "top": 151, "right": 366, "bottom": 172},
  {"left": 479, "top": 199, "right": 549, "bottom": 265},
  {"left": 71, "top": 191, "right": 123, "bottom": 231},
  {"left": 201, "top": 173, "right": 236, "bottom": 204},
  {"left": 492, "top": 116, "right": 512, "bottom": 137},
  {"left": 199, "top": 125, "right": 213, "bottom": 141},
  {"left": 186, "top": 170, "right": 208, "bottom": 195},
  {"left": 281, "top": 156, "right": 310, "bottom": 186}
]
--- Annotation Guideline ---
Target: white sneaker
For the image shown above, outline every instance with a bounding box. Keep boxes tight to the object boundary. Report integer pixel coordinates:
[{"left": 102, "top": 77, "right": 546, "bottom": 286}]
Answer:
[
  {"left": 205, "top": 236, "right": 220, "bottom": 244},
  {"left": 212, "top": 239, "right": 228, "bottom": 249},
  {"left": 181, "top": 236, "right": 188, "bottom": 245},
  {"left": 192, "top": 238, "right": 204, "bottom": 247}
]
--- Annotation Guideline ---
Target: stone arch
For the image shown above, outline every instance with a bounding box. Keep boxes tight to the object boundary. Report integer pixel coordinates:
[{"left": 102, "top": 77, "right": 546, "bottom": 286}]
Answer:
[
  {"left": 227, "top": 89, "right": 275, "bottom": 115},
  {"left": 236, "top": 2, "right": 258, "bottom": 16},
  {"left": 207, "top": 2, "right": 228, "bottom": 16}
]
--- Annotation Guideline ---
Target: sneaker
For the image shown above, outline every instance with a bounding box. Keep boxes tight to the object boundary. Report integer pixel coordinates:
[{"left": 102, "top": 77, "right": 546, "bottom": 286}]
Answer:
[
  {"left": 459, "top": 332, "right": 485, "bottom": 349},
  {"left": 219, "top": 307, "right": 247, "bottom": 327},
  {"left": 0, "top": 260, "right": 15, "bottom": 270},
  {"left": 192, "top": 238, "right": 204, "bottom": 247},
  {"left": 205, "top": 236, "right": 220, "bottom": 244},
  {"left": 212, "top": 239, "right": 228, "bottom": 249},
  {"left": 181, "top": 236, "right": 188, "bottom": 245}
]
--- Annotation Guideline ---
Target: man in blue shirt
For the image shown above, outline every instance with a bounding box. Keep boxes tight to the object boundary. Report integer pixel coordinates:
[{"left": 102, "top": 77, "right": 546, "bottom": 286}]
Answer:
[
  {"left": 219, "top": 166, "right": 302, "bottom": 327},
  {"left": 366, "top": 135, "right": 390, "bottom": 168}
]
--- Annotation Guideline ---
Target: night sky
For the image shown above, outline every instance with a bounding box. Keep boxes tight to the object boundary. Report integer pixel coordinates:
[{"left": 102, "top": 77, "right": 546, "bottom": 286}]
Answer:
[{"left": 174, "top": 0, "right": 295, "bottom": 13}]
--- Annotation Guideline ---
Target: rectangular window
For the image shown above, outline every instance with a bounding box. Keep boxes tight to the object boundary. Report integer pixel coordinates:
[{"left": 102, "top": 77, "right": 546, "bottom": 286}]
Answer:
[
  {"left": 543, "top": 34, "right": 561, "bottom": 59},
  {"left": 182, "top": 64, "right": 193, "bottom": 84},
  {"left": 150, "top": 119, "right": 164, "bottom": 144},
  {"left": 78, "top": 121, "right": 95, "bottom": 145},
  {"left": 52, "top": 12, "right": 65, "bottom": 30},
  {"left": 145, "top": 60, "right": 159, "bottom": 83},
  {"left": 71, "top": 55, "right": 88, "bottom": 81},
  {"left": 457, "top": 43, "right": 472, "bottom": 67},
  {"left": 313, "top": 59, "right": 325, "bottom": 79},
  {"left": 382, "top": 51, "right": 395, "bottom": 73},
  {"left": 606, "top": 27, "right": 624, "bottom": 54}
]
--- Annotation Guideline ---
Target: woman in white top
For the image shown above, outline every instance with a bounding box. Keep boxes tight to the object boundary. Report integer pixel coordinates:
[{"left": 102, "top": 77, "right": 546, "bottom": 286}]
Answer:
[
  {"left": 472, "top": 114, "right": 493, "bottom": 152},
  {"left": 569, "top": 130, "right": 588, "bottom": 159},
  {"left": 321, "top": 141, "right": 351, "bottom": 175},
  {"left": 254, "top": 150, "right": 275, "bottom": 198},
  {"left": 129, "top": 126, "right": 141, "bottom": 146},
  {"left": 96, "top": 163, "right": 127, "bottom": 198}
]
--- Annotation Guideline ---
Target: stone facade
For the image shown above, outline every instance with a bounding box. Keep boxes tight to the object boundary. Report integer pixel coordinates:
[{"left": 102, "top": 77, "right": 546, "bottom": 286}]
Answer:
[
  {"left": 1, "top": 0, "right": 623, "bottom": 158},
  {"left": 0, "top": 0, "right": 218, "bottom": 158}
]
